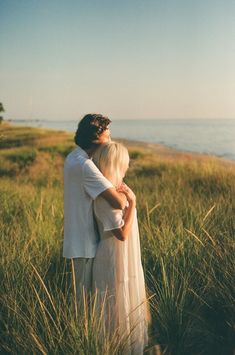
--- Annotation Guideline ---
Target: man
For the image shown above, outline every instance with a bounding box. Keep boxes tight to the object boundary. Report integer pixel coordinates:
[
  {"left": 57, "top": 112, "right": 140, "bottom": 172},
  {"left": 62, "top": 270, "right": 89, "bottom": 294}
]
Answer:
[{"left": 63, "top": 113, "right": 126, "bottom": 300}]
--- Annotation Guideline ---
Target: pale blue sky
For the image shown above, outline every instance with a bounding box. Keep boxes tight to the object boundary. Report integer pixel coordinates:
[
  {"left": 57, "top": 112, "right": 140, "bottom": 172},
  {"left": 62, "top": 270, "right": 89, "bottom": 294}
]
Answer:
[{"left": 1, "top": 0, "right": 235, "bottom": 120}]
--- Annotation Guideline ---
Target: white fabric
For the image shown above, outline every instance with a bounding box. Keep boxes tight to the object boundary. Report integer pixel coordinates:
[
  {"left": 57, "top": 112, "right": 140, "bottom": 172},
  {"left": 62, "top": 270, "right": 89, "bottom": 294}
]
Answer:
[
  {"left": 94, "top": 197, "right": 124, "bottom": 231},
  {"left": 93, "top": 196, "right": 149, "bottom": 354},
  {"left": 63, "top": 147, "right": 112, "bottom": 258},
  {"left": 72, "top": 258, "right": 93, "bottom": 297}
]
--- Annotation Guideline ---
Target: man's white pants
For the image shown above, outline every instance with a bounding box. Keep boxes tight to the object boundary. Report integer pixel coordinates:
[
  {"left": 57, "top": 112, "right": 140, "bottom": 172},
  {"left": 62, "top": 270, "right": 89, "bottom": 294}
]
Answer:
[{"left": 72, "top": 258, "right": 93, "bottom": 303}]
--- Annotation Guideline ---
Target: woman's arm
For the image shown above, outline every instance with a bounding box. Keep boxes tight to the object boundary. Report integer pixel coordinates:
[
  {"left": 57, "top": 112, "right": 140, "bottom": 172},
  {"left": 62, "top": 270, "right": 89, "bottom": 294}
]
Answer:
[{"left": 111, "top": 186, "right": 136, "bottom": 241}]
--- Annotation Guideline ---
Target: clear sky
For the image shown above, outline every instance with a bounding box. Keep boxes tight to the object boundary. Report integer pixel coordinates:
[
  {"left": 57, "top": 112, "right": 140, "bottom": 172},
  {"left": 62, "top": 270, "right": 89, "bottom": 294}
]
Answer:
[{"left": 1, "top": 0, "right": 235, "bottom": 120}]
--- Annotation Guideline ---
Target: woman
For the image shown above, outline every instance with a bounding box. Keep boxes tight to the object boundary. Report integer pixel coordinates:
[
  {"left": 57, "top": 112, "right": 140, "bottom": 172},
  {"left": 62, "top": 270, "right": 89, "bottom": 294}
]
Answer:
[{"left": 92, "top": 142, "right": 150, "bottom": 354}]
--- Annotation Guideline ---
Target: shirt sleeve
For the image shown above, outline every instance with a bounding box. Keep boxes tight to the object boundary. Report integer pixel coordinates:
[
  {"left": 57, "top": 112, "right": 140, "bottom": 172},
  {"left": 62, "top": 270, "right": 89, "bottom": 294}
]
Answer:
[
  {"left": 83, "top": 159, "right": 113, "bottom": 200},
  {"left": 94, "top": 197, "right": 124, "bottom": 232}
]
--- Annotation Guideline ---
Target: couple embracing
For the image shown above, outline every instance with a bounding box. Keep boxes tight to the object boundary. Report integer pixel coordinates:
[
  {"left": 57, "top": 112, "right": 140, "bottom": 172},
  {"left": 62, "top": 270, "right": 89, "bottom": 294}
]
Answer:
[{"left": 63, "top": 114, "right": 150, "bottom": 354}]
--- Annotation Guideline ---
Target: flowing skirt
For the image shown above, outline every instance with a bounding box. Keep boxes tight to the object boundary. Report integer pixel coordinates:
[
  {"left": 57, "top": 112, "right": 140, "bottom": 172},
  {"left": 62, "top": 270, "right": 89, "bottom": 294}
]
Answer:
[{"left": 92, "top": 214, "right": 149, "bottom": 354}]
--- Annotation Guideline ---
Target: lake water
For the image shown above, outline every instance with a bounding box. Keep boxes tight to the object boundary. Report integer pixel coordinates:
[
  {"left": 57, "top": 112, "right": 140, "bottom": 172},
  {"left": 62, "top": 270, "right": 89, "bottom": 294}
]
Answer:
[{"left": 8, "top": 118, "right": 235, "bottom": 161}]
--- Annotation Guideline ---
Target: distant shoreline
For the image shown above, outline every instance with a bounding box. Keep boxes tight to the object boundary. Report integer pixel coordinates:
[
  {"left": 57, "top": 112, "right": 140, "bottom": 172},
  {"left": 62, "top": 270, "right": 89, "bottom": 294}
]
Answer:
[
  {"left": 3, "top": 120, "right": 235, "bottom": 166},
  {"left": 116, "top": 138, "right": 235, "bottom": 167}
]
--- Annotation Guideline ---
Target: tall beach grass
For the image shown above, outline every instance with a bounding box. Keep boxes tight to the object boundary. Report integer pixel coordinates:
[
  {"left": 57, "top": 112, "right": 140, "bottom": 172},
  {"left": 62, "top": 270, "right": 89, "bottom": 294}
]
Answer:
[{"left": 0, "top": 123, "right": 234, "bottom": 354}]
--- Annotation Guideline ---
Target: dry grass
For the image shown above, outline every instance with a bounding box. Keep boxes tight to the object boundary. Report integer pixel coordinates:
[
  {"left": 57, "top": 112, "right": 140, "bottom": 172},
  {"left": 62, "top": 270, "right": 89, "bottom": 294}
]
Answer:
[{"left": 0, "top": 122, "right": 235, "bottom": 354}]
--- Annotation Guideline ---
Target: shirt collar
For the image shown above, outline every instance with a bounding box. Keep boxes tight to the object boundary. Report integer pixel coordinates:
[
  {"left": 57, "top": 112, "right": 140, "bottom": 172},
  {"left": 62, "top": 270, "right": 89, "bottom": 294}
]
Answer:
[{"left": 76, "top": 146, "right": 89, "bottom": 159}]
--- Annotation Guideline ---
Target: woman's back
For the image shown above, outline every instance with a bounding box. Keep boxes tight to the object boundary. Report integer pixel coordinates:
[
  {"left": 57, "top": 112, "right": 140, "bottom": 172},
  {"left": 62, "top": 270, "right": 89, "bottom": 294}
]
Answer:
[{"left": 93, "top": 196, "right": 149, "bottom": 354}]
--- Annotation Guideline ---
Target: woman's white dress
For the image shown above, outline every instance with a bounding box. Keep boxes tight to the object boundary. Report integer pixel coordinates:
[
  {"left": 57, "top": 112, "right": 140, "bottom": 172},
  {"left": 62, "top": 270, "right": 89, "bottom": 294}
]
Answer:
[{"left": 92, "top": 196, "right": 149, "bottom": 354}]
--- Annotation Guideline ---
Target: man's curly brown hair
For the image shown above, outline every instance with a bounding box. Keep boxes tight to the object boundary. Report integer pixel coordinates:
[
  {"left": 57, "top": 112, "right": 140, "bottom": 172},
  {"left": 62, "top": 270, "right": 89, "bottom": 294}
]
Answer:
[{"left": 74, "top": 113, "right": 111, "bottom": 150}]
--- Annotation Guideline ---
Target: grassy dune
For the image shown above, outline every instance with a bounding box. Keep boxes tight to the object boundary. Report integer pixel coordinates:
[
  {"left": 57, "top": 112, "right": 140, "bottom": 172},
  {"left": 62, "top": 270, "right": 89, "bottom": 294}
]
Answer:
[{"left": 0, "top": 122, "right": 235, "bottom": 354}]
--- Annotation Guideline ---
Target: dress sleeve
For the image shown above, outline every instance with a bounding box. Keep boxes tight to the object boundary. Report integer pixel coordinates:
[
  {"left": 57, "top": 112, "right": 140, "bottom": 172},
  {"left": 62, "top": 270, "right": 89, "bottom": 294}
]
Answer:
[
  {"left": 94, "top": 197, "right": 124, "bottom": 232},
  {"left": 83, "top": 159, "right": 113, "bottom": 200}
]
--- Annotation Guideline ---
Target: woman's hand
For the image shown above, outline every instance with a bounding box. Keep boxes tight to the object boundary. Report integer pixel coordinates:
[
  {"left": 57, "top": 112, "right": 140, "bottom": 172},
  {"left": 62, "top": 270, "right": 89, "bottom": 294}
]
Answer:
[{"left": 117, "top": 183, "right": 136, "bottom": 206}]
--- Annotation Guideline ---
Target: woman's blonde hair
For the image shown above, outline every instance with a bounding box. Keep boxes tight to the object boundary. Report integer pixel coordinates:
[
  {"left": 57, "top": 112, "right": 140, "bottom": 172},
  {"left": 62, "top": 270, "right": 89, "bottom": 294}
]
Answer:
[{"left": 93, "top": 142, "right": 129, "bottom": 187}]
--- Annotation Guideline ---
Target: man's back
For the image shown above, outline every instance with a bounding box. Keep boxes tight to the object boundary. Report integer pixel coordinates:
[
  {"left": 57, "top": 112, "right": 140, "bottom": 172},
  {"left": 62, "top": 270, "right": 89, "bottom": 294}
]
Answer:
[{"left": 63, "top": 146, "right": 112, "bottom": 258}]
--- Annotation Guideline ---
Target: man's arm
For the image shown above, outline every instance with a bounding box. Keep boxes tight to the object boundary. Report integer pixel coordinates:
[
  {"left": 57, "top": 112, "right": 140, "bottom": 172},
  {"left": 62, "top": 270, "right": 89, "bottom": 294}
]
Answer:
[
  {"left": 83, "top": 159, "right": 127, "bottom": 209},
  {"left": 100, "top": 188, "right": 127, "bottom": 210}
]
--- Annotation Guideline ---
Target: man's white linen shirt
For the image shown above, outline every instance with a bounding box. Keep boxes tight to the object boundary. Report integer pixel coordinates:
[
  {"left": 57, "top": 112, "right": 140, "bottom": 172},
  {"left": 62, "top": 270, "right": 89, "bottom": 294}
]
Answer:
[{"left": 63, "top": 146, "right": 112, "bottom": 258}]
